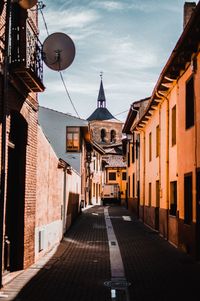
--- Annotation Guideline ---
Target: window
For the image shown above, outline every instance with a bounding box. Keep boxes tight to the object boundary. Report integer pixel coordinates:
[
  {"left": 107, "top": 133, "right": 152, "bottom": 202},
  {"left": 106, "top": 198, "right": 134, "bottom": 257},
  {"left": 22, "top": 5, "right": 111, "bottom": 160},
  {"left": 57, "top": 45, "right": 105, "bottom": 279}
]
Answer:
[
  {"left": 149, "top": 183, "right": 152, "bottom": 206},
  {"left": 66, "top": 127, "right": 80, "bottom": 152},
  {"left": 149, "top": 132, "right": 152, "bottom": 161},
  {"left": 136, "top": 135, "right": 140, "bottom": 159},
  {"left": 186, "top": 76, "right": 194, "bottom": 129},
  {"left": 122, "top": 172, "right": 126, "bottom": 181},
  {"left": 110, "top": 130, "right": 116, "bottom": 143},
  {"left": 131, "top": 145, "right": 134, "bottom": 163},
  {"left": 90, "top": 129, "right": 93, "bottom": 139},
  {"left": 172, "top": 105, "right": 176, "bottom": 146},
  {"left": 137, "top": 181, "right": 140, "bottom": 201},
  {"left": 109, "top": 172, "right": 116, "bottom": 181},
  {"left": 156, "top": 125, "right": 160, "bottom": 157},
  {"left": 101, "top": 129, "right": 106, "bottom": 142},
  {"left": 132, "top": 173, "right": 135, "bottom": 198},
  {"left": 93, "top": 183, "right": 95, "bottom": 197},
  {"left": 170, "top": 181, "right": 177, "bottom": 216},
  {"left": 127, "top": 144, "right": 130, "bottom": 167},
  {"left": 132, "top": 133, "right": 135, "bottom": 163},
  {"left": 184, "top": 173, "right": 192, "bottom": 224}
]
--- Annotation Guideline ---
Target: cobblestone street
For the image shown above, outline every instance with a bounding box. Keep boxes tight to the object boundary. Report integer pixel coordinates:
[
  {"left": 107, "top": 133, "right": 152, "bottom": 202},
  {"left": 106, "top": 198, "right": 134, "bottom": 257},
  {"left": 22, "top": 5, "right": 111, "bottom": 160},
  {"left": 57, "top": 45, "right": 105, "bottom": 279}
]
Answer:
[{"left": 1, "top": 205, "right": 200, "bottom": 301}]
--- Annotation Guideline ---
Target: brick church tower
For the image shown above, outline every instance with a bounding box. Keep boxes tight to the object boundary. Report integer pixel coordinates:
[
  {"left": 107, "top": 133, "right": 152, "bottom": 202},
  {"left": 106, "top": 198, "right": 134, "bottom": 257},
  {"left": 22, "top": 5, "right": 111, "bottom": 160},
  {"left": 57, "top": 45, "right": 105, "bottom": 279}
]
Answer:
[
  {"left": 87, "top": 75, "right": 127, "bottom": 203},
  {"left": 87, "top": 75, "right": 123, "bottom": 146}
]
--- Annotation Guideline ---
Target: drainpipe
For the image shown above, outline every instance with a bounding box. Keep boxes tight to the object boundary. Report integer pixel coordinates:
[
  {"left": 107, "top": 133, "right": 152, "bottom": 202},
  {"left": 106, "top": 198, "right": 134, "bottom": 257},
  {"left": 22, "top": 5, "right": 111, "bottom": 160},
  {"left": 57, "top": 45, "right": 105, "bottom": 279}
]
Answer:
[
  {"left": 62, "top": 169, "right": 67, "bottom": 234},
  {"left": 135, "top": 128, "right": 145, "bottom": 221},
  {"left": 166, "top": 97, "right": 170, "bottom": 240},
  {"left": 142, "top": 130, "right": 146, "bottom": 222},
  {"left": 157, "top": 91, "right": 169, "bottom": 240},
  {"left": 159, "top": 105, "right": 161, "bottom": 229}
]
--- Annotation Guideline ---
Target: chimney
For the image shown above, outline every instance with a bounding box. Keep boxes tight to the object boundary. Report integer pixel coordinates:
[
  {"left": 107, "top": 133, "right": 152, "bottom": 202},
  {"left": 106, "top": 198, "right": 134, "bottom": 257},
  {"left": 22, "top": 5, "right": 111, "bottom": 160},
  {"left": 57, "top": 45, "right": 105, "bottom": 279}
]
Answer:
[{"left": 183, "top": 2, "right": 196, "bottom": 29}]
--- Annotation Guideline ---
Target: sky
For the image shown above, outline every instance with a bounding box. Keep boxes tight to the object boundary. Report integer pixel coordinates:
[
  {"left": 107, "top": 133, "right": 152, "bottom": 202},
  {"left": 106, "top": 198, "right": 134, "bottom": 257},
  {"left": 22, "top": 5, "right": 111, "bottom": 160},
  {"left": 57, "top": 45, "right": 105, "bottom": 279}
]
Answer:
[{"left": 38, "top": 0, "right": 195, "bottom": 122}]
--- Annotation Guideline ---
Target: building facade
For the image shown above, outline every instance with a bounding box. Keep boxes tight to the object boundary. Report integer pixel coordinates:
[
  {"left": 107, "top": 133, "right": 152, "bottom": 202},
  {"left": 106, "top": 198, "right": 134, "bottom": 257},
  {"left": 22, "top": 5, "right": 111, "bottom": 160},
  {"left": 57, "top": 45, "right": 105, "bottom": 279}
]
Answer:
[
  {"left": 87, "top": 77, "right": 126, "bottom": 200},
  {"left": 123, "top": 2, "right": 200, "bottom": 258},
  {"left": 0, "top": 1, "right": 44, "bottom": 283}
]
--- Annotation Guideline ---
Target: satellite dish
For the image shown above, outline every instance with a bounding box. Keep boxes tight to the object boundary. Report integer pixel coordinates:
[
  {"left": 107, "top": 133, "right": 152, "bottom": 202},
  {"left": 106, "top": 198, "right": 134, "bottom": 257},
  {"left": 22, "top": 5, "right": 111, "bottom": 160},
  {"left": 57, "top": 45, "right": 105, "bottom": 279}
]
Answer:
[
  {"left": 42, "top": 32, "right": 76, "bottom": 71},
  {"left": 18, "top": 0, "right": 37, "bottom": 9}
]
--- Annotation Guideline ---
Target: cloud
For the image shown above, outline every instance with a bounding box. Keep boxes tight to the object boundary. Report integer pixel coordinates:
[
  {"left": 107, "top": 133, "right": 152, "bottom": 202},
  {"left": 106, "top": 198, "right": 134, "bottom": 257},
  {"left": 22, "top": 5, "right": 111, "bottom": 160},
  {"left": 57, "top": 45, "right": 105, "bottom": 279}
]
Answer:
[
  {"left": 39, "top": 7, "right": 100, "bottom": 40},
  {"left": 89, "top": 35, "right": 158, "bottom": 72},
  {"left": 92, "top": 1, "right": 125, "bottom": 11}
]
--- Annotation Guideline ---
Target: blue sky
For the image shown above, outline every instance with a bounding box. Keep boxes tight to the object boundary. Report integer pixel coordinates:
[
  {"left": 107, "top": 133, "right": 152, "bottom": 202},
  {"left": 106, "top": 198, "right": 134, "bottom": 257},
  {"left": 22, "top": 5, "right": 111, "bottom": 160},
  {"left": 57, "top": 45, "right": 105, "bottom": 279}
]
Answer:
[{"left": 38, "top": 0, "right": 194, "bottom": 121}]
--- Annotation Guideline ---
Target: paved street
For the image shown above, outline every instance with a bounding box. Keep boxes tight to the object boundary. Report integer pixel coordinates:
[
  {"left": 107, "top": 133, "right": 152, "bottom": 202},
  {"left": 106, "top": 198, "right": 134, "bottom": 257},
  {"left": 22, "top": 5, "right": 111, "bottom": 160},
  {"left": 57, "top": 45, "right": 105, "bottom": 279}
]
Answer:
[{"left": 1, "top": 205, "right": 200, "bottom": 301}]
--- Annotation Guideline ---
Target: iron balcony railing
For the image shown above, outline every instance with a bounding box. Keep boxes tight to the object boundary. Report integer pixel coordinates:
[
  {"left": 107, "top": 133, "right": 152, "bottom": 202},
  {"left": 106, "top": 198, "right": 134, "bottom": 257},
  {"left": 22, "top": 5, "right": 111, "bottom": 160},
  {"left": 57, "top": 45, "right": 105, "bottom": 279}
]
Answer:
[{"left": 10, "top": 19, "right": 45, "bottom": 92}]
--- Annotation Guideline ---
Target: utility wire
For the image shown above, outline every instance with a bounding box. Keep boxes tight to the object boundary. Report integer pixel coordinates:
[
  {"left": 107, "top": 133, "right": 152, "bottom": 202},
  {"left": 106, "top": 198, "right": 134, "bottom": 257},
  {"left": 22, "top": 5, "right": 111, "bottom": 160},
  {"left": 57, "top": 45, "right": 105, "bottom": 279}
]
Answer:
[
  {"left": 38, "top": 2, "right": 80, "bottom": 118},
  {"left": 114, "top": 109, "right": 129, "bottom": 117},
  {"left": 39, "top": 6, "right": 49, "bottom": 36},
  {"left": 59, "top": 71, "right": 80, "bottom": 118}
]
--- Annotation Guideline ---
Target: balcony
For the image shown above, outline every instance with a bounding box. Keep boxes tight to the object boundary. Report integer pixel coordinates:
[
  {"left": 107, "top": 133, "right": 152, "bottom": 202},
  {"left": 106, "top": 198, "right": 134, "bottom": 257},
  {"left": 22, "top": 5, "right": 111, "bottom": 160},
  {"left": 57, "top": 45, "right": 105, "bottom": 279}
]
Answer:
[{"left": 10, "top": 19, "right": 45, "bottom": 93}]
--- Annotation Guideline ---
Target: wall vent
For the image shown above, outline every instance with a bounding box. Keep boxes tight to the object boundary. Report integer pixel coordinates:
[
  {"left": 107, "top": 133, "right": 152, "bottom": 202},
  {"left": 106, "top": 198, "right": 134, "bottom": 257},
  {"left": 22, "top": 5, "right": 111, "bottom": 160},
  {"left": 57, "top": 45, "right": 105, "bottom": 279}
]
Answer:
[{"left": 38, "top": 229, "right": 45, "bottom": 252}]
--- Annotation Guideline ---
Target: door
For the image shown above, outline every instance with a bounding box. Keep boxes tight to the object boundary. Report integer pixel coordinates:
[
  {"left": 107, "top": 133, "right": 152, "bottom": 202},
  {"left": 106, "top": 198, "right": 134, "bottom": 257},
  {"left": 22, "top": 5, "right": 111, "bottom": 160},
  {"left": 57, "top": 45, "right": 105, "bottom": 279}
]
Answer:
[
  {"left": 155, "top": 180, "right": 160, "bottom": 231},
  {"left": 4, "top": 112, "right": 27, "bottom": 272}
]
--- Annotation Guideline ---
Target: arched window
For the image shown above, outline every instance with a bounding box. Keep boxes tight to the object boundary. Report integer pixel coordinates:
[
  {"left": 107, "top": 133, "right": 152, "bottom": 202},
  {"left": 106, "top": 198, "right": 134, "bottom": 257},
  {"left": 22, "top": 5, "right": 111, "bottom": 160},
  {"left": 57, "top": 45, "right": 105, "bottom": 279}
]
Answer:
[
  {"left": 90, "top": 129, "right": 93, "bottom": 139},
  {"left": 110, "top": 130, "right": 116, "bottom": 143},
  {"left": 101, "top": 129, "right": 106, "bottom": 142}
]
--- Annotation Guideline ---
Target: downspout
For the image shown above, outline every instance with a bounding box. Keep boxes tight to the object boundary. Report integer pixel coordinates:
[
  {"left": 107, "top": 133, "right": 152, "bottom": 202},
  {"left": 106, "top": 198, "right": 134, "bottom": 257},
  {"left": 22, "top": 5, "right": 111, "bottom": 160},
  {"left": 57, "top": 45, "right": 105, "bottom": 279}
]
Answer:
[
  {"left": 63, "top": 168, "right": 67, "bottom": 234},
  {"left": 142, "top": 130, "right": 146, "bottom": 222},
  {"left": 157, "top": 91, "right": 169, "bottom": 239},
  {"left": 135, "top": 128, "right": 145, "bottom": 221},
  {"left": 135, "top": 136, "right": 138, "bottom": 218},
  {"left": 192, "top": 56, "right": 198, "bottom": 254},
  {"left": 159, "top": 105, "right": 161, "bottom": 230},
  {"left": 192, "top": 56, "right": 198, "bottom": 205},
  {"left": 166, "top": 97, "right": 170, "bottom": 240}
]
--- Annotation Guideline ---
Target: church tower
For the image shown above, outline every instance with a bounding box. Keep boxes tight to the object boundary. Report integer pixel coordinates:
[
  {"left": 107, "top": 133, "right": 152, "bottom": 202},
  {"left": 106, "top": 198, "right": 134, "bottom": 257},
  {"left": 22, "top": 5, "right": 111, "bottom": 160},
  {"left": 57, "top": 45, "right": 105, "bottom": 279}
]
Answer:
[{"left": 87, "top": 74, "right": 123, "bottom": 147}]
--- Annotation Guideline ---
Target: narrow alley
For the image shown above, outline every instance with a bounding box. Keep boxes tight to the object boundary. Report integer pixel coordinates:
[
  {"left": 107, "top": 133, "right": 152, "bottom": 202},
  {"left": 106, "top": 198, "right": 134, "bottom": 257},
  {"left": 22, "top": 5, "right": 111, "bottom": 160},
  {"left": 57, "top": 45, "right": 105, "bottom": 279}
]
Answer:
[{"left": 1, "top": 205, "right": 200, "bottom": 301}]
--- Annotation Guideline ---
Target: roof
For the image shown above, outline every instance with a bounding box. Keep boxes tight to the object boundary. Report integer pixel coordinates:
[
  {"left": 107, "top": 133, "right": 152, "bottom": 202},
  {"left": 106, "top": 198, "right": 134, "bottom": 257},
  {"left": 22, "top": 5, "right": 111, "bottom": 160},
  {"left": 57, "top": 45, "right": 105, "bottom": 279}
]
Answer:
[
  {"left": 102, "top": 154, "right": 126, "bottom": 168},
  {"left": 97, "top": 79, "right": 106, "bottom": 106},
  {"left": 122, "top": 97, "right": 150, "bottom": 133},
  {"left": 38, "top": 106, "right": 88, "bottom": 173},
  {"left": 88, "top": 76, "right": 117, "bottom": 121},
  {"left": 133, "top": 1, "right": 200, "bottom": 130},
  {"left": 87, "top": 107, "right": 116, "bottom": 121}
]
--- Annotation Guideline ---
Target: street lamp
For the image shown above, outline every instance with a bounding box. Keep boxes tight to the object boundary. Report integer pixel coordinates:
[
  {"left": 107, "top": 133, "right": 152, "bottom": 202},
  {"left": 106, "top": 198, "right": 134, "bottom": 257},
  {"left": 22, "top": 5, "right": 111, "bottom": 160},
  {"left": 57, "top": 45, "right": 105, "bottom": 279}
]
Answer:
[{"left": 0, "top": 0, "right": 38, "bottom": 288}]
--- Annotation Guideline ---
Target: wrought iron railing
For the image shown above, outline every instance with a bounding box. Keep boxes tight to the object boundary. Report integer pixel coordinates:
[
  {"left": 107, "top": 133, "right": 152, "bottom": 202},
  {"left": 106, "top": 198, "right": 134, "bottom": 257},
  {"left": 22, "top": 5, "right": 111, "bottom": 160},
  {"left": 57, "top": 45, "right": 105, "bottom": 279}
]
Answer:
[{"left": 10, "top": 19, "right": 43, "bottom": 85}]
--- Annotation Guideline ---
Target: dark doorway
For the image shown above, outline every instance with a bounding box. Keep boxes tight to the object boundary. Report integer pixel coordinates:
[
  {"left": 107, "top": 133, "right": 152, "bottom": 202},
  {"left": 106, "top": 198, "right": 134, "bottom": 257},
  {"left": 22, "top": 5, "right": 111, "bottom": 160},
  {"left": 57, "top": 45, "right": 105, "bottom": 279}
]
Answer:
[
  {"left": 4, "top": 111, "right": 27, "bottom": 272},
  {"left": 155, "top": 180, "right": 160, "bottom": 231},
  {"left": 137, "top": 181, "right": 140, "bottom": 218},
  {"left": 196, "top": 169, "right": 200, "bottom": 260}
]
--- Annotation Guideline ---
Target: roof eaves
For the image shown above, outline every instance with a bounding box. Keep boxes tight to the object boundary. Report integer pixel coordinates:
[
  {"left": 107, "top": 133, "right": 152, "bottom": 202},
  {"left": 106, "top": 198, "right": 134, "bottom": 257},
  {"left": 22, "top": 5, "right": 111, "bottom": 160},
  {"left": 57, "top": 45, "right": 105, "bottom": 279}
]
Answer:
[{"left": 133, "top": 2, "right": 200, "bottom": 130}]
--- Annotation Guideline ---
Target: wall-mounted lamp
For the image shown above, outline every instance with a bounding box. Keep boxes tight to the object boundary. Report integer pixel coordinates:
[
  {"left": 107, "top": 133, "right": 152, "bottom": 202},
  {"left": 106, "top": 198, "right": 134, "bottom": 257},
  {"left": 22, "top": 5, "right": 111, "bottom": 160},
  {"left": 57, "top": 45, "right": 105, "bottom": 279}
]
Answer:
[{"left": 126, "top": 134, "right": 132, "bottom": 141}]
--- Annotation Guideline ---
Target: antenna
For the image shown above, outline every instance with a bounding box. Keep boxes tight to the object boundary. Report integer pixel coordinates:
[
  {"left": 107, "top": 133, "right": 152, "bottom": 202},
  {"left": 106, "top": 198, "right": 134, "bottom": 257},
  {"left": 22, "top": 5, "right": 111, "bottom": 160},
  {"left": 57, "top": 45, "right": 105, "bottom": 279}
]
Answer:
[{"left": 42, "top": 32, "right": 76, "bottom": 71}]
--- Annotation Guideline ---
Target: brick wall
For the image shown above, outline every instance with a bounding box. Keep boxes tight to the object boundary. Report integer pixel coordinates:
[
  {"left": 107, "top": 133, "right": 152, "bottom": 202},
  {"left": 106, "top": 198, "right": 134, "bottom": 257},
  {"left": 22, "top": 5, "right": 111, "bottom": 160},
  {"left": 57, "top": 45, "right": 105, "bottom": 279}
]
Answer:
[{"left": 90, "top": 120, "right": 123, "bottom": 145}]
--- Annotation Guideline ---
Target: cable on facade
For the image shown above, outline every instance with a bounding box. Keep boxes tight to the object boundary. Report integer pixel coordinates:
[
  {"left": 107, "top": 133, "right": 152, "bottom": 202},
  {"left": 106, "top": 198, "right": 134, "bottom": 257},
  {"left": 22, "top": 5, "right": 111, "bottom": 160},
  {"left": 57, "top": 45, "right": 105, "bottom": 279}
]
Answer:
[{"left": 38, "top": 1, "right": 80, "bottom": 118}]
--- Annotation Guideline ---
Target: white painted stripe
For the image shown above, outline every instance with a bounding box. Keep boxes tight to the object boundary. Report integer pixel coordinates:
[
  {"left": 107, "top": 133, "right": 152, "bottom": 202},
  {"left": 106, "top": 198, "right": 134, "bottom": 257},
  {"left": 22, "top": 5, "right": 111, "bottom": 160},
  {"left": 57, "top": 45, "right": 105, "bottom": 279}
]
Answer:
[
  {"left": 104, "top": 208, "right": 125, "bottom": 278},
  {"left": 122, "top": 216, "right": 132, "bottom": 221},
  {"left": 104, "top": 207, "right": 131, "bottom": 301}
]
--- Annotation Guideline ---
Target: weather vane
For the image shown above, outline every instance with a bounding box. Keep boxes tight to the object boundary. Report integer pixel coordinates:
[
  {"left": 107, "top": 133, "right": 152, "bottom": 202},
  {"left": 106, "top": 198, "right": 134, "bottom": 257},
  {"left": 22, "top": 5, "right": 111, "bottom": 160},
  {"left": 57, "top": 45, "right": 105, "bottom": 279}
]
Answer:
[{"left": 100, "top": 71, "right": 103, "bottom": 79}]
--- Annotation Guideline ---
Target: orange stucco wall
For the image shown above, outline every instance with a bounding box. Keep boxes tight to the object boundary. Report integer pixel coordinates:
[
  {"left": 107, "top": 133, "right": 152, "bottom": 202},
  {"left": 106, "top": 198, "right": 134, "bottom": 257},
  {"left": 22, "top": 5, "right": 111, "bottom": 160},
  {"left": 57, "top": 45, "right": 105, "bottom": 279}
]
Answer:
[
  {"left": 176, "top": 52, "right": 200, "bottom": 222},
  {"left": 35, "top": 126, "right": 63, "bottom": 260}
]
